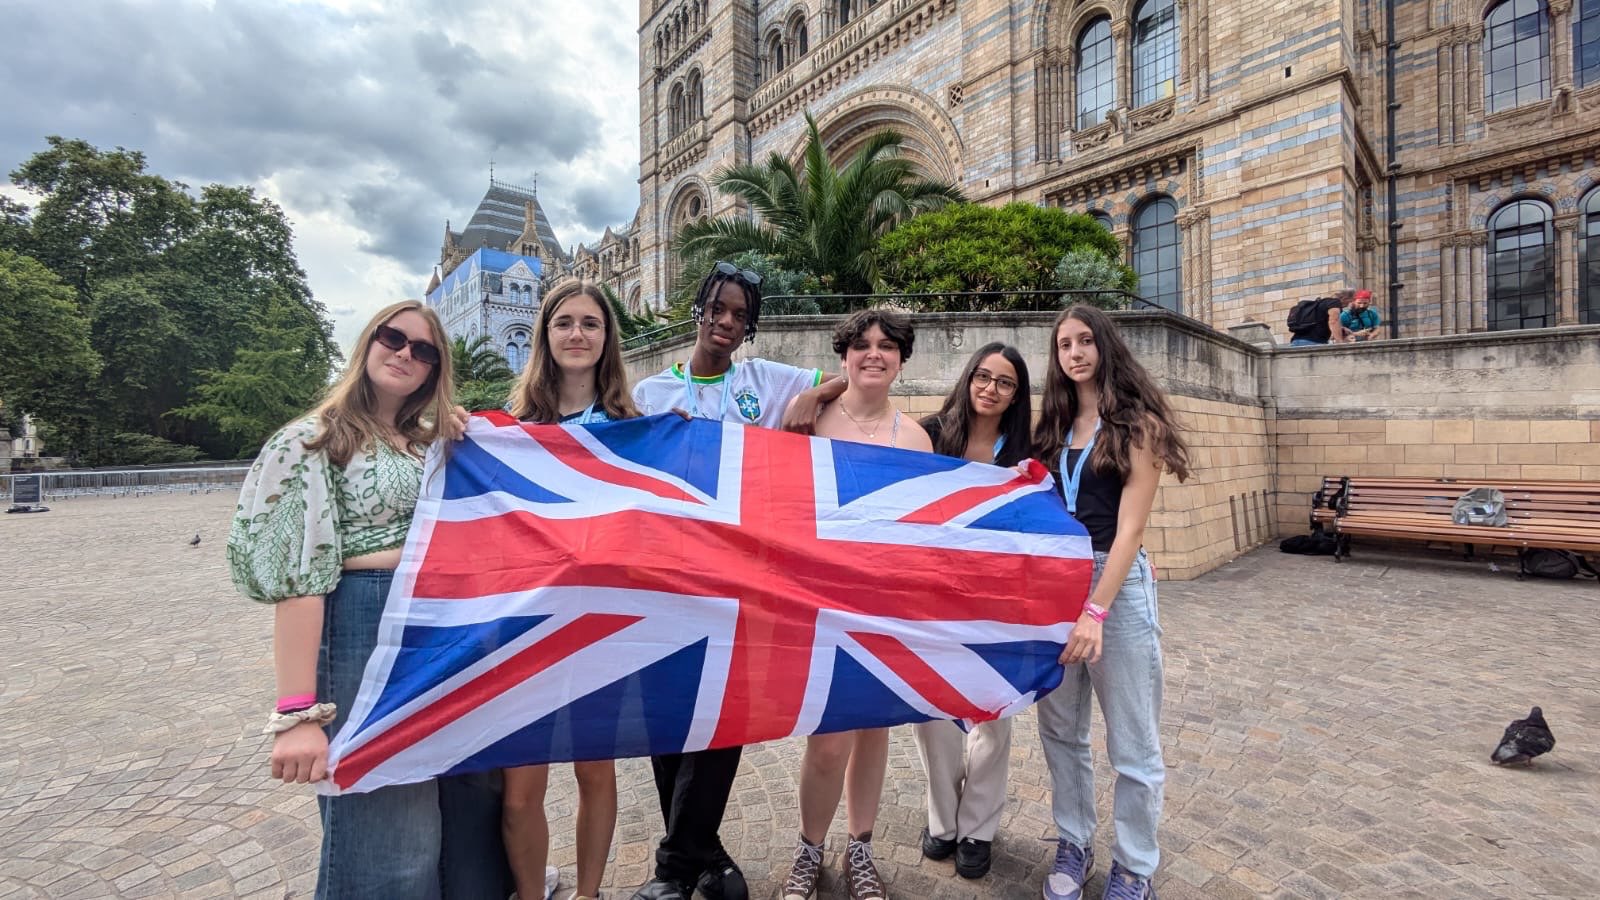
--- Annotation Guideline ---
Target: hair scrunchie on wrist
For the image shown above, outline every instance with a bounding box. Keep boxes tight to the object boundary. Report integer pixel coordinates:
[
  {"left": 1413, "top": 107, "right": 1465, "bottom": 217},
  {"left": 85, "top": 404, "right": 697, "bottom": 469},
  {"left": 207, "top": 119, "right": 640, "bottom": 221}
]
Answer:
[{"left": 262, "top": 703, "right": 338, "bottom": 735}]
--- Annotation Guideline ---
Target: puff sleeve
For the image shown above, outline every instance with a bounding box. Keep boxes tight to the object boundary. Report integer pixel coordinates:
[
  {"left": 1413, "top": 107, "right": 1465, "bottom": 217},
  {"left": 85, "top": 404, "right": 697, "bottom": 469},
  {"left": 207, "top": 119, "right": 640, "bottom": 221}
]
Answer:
[{"left": 226, "top": 417, "right": 344, "bottom": 603}]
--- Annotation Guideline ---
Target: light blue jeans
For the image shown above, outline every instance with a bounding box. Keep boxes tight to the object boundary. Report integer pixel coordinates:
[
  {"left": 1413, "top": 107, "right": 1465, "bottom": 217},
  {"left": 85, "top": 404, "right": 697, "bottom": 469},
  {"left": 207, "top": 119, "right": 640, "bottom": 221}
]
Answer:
[
  {"left": 316, "top": 570, "right": 511, "bottom": 900},
  {"left": 1036, "top": 550, "right": 1165, "bottom": 878}
]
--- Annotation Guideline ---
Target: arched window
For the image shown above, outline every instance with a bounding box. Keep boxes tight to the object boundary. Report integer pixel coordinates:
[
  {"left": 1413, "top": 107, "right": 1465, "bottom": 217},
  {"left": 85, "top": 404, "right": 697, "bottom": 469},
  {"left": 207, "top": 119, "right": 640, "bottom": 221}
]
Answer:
[
  {"left": 1487, "top": 199, "right": 1554, "bottom": 330},
  {"left": 767, "top": 31, "right": 785, "bottom": 77},
  {"left": 688, "top": 70, "right": 704, "bottom": 121},
  {"left": 792, "top": 13, "right": 810, "bottom": 55},
  {"left": 1485, "top": 0, "right": 1549, "bottom": 113},
  {"left": 840, "top": 0, "right": 853, "bottom": 27},
  {"left": 1089, "top": 210, "right": 1114, "bottom": 233},
  {"left": 1132, "top": 0, "right": 1179, "bottom": 107},
  {"left": 1133, "top": 197, "right": 1181, "bottom": 313},
  {"left": 668, "top": 82, "right": 685, "bottom": 137},
  {"left": 1581, "top": 189, "right": 1600, "bottom": 323},
  {"left": 1580, "top": 0, "right": 1600, "bottom": 87},
  {"left": 1076, "top": 18, "right": 1116, "bottom": 130}
]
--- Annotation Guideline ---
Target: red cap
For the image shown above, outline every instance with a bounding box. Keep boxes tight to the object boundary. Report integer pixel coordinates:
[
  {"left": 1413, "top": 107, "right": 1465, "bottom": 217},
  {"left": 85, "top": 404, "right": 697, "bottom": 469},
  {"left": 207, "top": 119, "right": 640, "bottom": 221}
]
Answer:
[{"left": 1354, "top": 289, "right": 1372, "bottom": 299}]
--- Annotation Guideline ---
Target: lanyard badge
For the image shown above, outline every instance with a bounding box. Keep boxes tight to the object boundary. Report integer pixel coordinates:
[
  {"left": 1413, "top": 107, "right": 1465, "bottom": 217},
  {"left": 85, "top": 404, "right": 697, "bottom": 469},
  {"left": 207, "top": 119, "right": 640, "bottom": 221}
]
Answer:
[
  {"left": 683, "top": 361, "right": 734, "bottom": 421},
  {"left": 1058, "top": 419, "right": 1101, "bottom": 515}
]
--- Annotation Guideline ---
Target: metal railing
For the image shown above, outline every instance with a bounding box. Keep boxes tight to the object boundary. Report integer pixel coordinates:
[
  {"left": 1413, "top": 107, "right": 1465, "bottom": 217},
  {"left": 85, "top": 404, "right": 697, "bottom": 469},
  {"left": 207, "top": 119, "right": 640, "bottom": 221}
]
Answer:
[
  {"left": 622, "top": 289, "right": 1165, "bottom": 351},
  {"left": 1, "top": 466, "right": 252, "bottom": 501}
]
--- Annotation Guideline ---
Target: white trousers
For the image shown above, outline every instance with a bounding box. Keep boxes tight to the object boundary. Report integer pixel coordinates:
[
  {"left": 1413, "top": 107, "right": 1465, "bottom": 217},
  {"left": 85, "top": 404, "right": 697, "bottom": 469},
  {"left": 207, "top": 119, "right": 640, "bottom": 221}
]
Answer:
[{"left": 912, "top": 717, "right": 1013, "bottom": 842}]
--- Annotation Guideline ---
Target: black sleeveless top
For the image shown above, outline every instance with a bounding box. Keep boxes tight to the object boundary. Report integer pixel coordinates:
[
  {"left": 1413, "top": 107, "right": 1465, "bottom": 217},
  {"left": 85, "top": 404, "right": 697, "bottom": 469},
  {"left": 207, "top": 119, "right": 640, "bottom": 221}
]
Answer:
[{"left": 1059, "top": 449, "right": 1123, "bottom": 553}]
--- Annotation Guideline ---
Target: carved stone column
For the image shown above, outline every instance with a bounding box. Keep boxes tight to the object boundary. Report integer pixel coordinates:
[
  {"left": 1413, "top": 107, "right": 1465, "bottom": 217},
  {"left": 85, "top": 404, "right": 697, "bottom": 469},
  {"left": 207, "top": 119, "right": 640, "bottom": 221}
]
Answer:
[
  {"left": 1112, "top": 20, "right": 1132, "bottom": 120},
  {"left": 1555, "top": 213, "right": 1580, "bottom": 324},
  {"left": 1549, "top": 0, "right": 1574, "bottom": 96},
  {"left": 1177, "top": 207, "right": 1212, "bottom": 324}
]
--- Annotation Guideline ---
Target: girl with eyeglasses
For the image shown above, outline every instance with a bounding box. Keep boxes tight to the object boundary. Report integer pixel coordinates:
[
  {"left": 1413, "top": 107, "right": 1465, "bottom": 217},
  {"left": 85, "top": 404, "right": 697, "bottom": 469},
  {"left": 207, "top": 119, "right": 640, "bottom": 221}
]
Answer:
[
  {"left": 909, "top": 342, "right": 1033, "bottom": 880},
  {"left": 501, "top": 282, "right": 638, "bottom": 900},
  {"left": 228, "top": 300, "right": 509, "bottom": 899},
  {"left": 1032, "top": 306, "right": 1189, "bottom": 900}
]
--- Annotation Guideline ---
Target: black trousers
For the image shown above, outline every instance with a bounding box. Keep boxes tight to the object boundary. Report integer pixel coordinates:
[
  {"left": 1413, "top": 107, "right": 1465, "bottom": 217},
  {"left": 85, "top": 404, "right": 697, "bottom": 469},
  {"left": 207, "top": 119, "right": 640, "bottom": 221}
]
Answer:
[{"left": 650, "top": 745, "right": 743, "bottom": 883}]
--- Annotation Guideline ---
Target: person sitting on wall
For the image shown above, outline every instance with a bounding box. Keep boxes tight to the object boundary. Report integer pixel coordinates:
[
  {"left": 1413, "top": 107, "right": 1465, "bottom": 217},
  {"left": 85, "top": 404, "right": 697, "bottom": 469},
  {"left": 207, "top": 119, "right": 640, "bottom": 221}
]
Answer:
[
  {"left": 1288, "top": 289, "right": 1351, "bottom": 346},
  {"left": 1340, "top": 289, "right": 1381, "bottom": 342}
]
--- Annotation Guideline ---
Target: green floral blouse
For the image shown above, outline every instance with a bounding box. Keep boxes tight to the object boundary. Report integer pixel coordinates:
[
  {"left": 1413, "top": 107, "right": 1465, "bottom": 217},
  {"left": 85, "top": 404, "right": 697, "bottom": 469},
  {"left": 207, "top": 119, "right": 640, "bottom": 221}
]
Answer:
[{"left": 227, "top": 416, "right": 421, "bottom": 602}]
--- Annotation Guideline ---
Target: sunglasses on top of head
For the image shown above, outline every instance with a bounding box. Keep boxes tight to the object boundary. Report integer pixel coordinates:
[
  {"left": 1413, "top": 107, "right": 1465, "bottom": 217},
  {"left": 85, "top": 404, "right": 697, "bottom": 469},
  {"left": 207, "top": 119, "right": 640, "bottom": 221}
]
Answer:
[
  {"left": 372, "top": 323, "right": 441, "bottom": 367},
  {"left": 713, "top": 260, "right": 762, "bottom": 287}
]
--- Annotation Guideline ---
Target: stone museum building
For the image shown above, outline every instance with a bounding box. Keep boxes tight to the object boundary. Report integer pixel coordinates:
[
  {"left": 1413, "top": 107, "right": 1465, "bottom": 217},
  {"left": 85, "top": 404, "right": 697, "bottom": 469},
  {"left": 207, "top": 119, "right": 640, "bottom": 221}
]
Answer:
[{"left": 628, "top": 0, "right": 1600, "bottom": 337}]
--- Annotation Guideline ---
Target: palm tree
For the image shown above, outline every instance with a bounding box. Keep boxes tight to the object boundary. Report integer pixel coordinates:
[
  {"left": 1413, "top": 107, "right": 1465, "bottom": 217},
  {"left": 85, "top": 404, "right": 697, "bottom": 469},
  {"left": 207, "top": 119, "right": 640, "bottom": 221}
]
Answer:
[
  {"left": 675, "top": 112, "right": 964, "bottom": 296},
  {"left": 450, "top": 335, "right": 513, "bottom": 385}
]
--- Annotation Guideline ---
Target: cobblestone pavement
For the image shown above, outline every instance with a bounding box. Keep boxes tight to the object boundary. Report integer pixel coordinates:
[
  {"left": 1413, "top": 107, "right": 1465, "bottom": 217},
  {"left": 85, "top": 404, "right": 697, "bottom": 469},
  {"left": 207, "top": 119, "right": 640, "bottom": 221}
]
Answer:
[{"left": 3, "top": 494, "right": 1598, "bottom": 899}]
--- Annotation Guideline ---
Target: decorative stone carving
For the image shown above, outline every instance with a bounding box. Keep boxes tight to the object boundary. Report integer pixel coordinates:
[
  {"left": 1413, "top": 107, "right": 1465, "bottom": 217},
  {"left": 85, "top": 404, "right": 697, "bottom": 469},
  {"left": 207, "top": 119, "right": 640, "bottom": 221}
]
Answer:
[
  {"left": 1128, "top": 99, "right": 1176, "bottom": 133},
  {"left": 1072, "top": 122, "right": 1116, "bottom": 152}
]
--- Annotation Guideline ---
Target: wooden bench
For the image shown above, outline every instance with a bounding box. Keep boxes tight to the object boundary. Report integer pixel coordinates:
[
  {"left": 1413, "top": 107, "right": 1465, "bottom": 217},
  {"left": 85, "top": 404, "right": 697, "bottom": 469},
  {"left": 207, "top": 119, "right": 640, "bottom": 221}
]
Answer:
[{"left": 1311, "top": 475, "right": 1600, "bottom": 578}]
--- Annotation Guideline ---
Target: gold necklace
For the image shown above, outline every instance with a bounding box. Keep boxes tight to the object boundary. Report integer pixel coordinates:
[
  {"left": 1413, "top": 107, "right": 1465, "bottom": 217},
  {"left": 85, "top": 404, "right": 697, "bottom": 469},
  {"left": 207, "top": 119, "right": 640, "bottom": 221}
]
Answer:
[{"left": 838, "top": 401, "right": 889, "bottom": 439}]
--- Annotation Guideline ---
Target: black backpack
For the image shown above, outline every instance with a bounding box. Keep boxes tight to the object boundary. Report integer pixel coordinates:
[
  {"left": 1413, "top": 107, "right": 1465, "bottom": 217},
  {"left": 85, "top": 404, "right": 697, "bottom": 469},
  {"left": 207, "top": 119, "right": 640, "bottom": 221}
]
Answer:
[
  {"left": 1523, "top": 549, "right": 1600, "bottom": 579},
  {"left": 1287, "top": 297, "right": 1334, "bottom": 335}
]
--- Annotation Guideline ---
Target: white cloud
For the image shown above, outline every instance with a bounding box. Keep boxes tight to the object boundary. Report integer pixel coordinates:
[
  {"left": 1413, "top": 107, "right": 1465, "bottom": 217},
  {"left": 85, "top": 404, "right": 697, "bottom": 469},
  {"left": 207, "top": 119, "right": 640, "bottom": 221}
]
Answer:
[{"left": 0, "top": 0, "right": 641, "bottom": 353}]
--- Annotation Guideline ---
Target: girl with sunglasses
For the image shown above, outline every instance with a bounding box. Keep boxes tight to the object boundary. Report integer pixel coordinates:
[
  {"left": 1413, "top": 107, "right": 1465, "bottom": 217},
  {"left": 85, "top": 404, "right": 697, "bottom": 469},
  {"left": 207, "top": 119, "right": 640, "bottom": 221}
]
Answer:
[
  {"left": 501, "top": 282, "right": 638, "bottom": 900},
  {"left": 1032, "top": 306, "right": 1189, "bottom": 900},
  {"left": 910, "top": 342, "right": 1033, "bottom": 880},
  {"left": 229, "top": 300, "right": 508, "bottom": 899}
]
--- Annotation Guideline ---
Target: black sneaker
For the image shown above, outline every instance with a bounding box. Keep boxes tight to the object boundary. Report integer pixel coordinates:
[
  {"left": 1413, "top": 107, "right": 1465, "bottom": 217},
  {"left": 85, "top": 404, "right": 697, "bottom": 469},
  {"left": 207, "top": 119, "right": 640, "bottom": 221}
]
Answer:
[
  {"left": 696, "top": 850, "right": 747, "bottom": 900},
  {"left": 954, "top": 838, "right": 991, "bottom": 879},
  {"left": 630, "top": 878, "right": 690, "bottom": 900},
  {"left": 920, "top": 826, "right": 956, "bottom": 861}
]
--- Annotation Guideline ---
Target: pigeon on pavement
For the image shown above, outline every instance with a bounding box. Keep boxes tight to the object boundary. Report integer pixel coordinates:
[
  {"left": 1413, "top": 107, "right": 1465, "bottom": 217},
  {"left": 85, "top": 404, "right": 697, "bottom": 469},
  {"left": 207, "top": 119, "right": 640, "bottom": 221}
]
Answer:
[
  {"left": 189, "top": 533, "right": 202, "bottom": 547},
  {"left": 1491, "top": 706, "right": 1554, "bottom": 766}
]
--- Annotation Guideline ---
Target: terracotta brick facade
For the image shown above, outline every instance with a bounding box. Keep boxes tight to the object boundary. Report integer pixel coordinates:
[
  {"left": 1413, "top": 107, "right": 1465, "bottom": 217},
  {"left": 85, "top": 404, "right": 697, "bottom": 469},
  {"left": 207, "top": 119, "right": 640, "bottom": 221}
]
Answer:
[{"left": 632, "top": 0, "right": 1600, "bottom": 338}]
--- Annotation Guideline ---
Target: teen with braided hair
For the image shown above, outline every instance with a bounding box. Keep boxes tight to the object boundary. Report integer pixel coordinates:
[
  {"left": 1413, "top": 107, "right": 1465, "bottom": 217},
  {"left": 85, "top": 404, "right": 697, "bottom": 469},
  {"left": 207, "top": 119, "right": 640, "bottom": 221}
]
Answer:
[
  {"left": 1033, "top": 306, "right": 1190, "bottom": 900},
  {"left": 628, "top": 262, "right": 844, "bottom": 900}
]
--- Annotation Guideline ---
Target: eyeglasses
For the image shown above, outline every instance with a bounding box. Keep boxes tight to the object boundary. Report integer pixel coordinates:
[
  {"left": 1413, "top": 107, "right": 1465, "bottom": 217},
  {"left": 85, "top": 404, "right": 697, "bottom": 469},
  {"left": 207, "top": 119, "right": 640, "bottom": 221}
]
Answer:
[
  {"left": 971, "top": 370, "right": 1018, "bottom": 396},
  {"left": 713, "top": 260, "right": 762, "bottom": 286},
  {"left": 549, "top": 319, "right": 605, "bottom": 335},
  {"left": 372, "top": 323, "right": 440, "bottom": 366}
]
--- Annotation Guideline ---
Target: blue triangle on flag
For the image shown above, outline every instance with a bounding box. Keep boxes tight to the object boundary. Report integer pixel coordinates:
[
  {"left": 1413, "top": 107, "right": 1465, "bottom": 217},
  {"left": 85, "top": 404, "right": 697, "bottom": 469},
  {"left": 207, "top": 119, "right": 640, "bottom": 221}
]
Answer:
[
  {"left": 445, "top": 435, "right": 574, "bottom": 503},
  {"left": 444, "top": 637, "right": 710, "bottom": 770},
  {"left": 814, "top": 648, "right": 927, "bottom": 734},
  {"left": 966, "top": 640, "right": 1066, "bottom": 695}
]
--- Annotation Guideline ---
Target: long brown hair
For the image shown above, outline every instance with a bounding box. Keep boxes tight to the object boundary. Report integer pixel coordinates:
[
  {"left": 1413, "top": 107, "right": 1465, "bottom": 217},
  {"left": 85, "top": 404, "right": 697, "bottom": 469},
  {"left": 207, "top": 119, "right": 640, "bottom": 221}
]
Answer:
[
  {"left": 921, "top": 342, "right": 1033, "bottom": 468},
  {"left": 305, "top": 300, "right": 456, "bottom": 466},
  {"left": 508, "top": 282, "right": 639, "bottom": 422},
  {"left": 1032, "top": 305, "right": 1190, "bottom": 482}
]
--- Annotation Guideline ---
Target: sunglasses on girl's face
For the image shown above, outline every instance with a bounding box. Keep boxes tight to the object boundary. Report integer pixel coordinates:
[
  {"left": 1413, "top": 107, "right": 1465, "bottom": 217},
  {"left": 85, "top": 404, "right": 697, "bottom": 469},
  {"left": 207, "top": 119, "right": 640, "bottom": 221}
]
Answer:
[{"left": 372, "top": 323, "right": 440, "bottom": 366}]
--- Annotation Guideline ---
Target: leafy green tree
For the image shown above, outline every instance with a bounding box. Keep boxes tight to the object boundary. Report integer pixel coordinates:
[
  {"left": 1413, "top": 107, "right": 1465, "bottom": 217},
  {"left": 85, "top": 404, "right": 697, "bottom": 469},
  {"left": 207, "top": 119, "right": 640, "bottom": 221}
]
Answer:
[
  {"left": 0, "top": 250, "right": 100, "bottom": 429},
  {"left": 876, "top": 203, "right": 1134, "bottom": 308},
  {"left": 456, "top": 379, "right": 515, "bottom": 413},
  {"left": 452, "top": 335, "right": 515, "bottom": 385},
  {"left": 170, "top": 294, "right": 337, "bottom": 455},
  {"left": 598, "top": 284, "right": 657, "bottom": 339},
  {"left": 1054, "top": 248, "right": 1138, "bottom": 309},
  {"left": 675, "top": 112, "right": 963, "bottom": 298}
]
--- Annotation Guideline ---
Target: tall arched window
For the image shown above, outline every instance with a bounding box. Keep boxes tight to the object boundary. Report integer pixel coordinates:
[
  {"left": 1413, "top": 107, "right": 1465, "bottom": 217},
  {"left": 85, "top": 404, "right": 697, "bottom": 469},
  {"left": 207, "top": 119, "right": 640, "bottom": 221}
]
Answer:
[
  {"left": 668, "top": 82, "right": 685, "bottom": 137},
  {"left": 1132, "top": 0, "right": 1179, "bottom": 107},
  {"left": 1485, "top": 0, "right": 1549, "bottom": 113},
  {"left": 1581, "top": 189, "right": 1600, "bottom": 323},
  {"left": 1076, "top": 19, "right": 1116, "bottom": 130},
  {"left": 688, "top": 70, "right": 704, "bottom": 121},
  {"left": 840, "top": 0, "right": 853, "bottom": 26},
  {"left": 1579, "top": 0, "right": 1600, "bottom": 87},
  {"left": 1487, "top": 199, "right": 1554, "bottom": 330},
  {"left": 1133, "top": 197, "right": 1181, "bottom": 313},
  {"left": 767, "top": 31, "right": 785, "bottom": 77},
  {"left": 792, "top": 13, "right": 810, "bottom": 55}
]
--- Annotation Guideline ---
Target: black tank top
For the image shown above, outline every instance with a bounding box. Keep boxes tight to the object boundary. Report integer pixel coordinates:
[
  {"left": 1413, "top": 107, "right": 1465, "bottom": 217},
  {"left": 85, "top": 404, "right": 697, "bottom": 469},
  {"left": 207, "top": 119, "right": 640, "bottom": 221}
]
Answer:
[{"left": 1060, "top": 449, "right": 1123, "bottom": 553}]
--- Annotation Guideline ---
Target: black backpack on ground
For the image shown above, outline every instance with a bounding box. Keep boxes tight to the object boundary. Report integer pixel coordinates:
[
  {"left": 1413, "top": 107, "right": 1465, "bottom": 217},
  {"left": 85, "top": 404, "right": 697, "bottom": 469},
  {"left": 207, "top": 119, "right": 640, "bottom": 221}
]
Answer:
[
  {"left": 1522, "top": 549, "right": 1600, "bottom": 579},
  {"left": 1287, "top": 297, "right": 1336, "bottom": 336}
]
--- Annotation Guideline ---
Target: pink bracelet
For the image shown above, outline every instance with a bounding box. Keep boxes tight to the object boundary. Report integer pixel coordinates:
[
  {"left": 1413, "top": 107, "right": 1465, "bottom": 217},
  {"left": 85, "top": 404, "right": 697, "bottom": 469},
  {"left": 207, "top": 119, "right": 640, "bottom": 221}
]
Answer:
[
  {"left": 1083, "top": 603, "right": 1109, "bottom": 623},
  {"left": 277, "top": 693, "right": 317, "bottom": 713}
]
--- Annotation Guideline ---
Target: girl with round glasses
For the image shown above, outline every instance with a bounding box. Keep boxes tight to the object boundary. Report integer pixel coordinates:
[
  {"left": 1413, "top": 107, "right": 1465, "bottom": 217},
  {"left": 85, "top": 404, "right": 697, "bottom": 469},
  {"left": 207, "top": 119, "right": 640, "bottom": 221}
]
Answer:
[
  {"left": 501, "top": 281, "right": 638, "bottom": 900},
  {"left": 910, "top": 342, "right": 1034, "bottom": 880}
]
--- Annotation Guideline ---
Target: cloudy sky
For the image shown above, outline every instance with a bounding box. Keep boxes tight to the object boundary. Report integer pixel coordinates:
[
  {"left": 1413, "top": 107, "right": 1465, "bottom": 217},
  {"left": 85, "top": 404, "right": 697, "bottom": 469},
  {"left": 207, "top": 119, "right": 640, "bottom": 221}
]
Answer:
[{"left": 1, "top": 0, "right": 641, "bottom": 352}]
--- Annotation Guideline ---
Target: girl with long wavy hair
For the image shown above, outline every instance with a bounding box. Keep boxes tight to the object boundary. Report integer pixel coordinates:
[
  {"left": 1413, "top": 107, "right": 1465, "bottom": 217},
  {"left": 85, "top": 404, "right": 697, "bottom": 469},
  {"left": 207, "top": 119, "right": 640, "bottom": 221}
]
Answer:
[
  {"left": 1031, "top": 305, "right": 1189, "bottom": 900},
  {"left": 503, "top": 282, "right": 636, "bottom": 900},
  {"left": 229, "top": 300, "right": 509, "bottom": 898},
  {"left": 910, "top": 341, "right": 1033, "bottom": 880}
]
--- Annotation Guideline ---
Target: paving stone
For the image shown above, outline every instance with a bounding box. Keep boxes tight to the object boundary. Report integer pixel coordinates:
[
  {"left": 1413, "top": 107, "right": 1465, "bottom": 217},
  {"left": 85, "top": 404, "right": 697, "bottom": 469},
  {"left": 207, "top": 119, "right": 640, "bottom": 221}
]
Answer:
[{"left": 3, "top": 495, "right": 1599, "bottom": 898}]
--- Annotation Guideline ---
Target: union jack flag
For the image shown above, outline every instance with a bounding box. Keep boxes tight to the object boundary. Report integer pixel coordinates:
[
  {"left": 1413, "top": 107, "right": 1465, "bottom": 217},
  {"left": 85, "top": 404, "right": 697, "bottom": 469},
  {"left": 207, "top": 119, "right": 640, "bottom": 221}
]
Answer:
[{"left": 324, "top": 411, "right": 1092, "bottom": 794}]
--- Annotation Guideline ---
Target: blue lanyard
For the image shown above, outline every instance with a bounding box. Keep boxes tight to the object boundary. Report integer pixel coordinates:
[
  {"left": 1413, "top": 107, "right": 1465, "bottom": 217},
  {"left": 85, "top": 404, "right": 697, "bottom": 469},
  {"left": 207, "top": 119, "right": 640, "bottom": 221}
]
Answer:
[
  {"left": 572, "top": 399, "right": 601, "bottom": 424},
  {"left": 992, "top": 433, "right": 1006, "bottom": 463},
  {"left": 1058, "top": 420, "right": 1101, "bottom": 515},
  {"left": 683, "top": 361, "right": 734, "bottom": 421}
]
